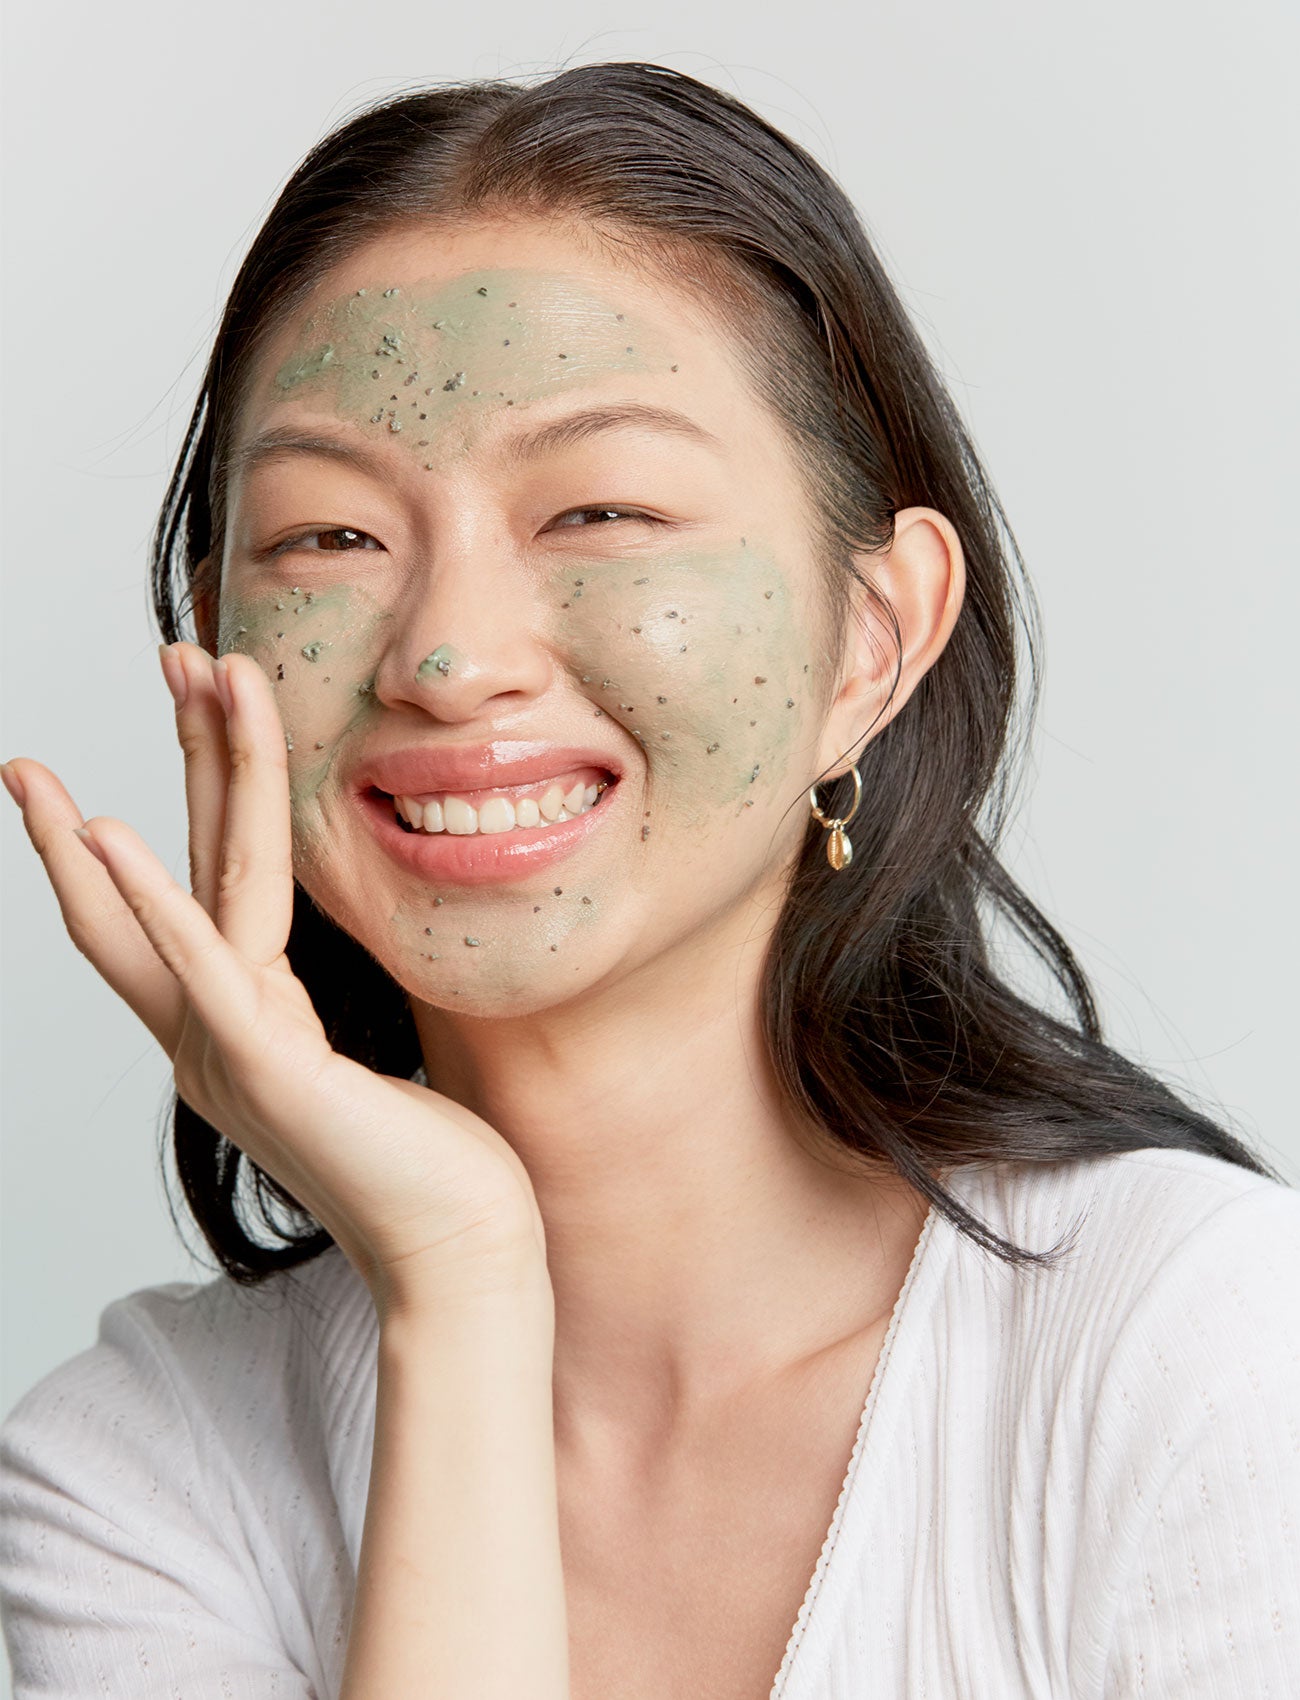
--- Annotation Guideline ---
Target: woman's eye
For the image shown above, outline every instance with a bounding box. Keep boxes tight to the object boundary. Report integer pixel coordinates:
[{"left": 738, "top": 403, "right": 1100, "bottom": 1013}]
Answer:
[
  {"left": 548, "top": 506, "right": 657, "bottom": 530},
  {"left": 268, "top": 526, "right": 383, "bottom": 557}
]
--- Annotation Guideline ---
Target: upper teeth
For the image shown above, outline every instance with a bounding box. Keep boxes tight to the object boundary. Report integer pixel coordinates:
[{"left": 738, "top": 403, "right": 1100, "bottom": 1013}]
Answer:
[{"left": 395, "top": 778, "right": 607, "bottom": 834}]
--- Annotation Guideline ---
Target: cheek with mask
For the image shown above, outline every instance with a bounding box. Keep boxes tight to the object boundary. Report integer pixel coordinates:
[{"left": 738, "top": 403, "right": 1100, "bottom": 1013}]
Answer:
[
  {"left": 216, "top": 579, "right": 394, "bottom": 870},
  {"left": 533, "top": 537, "right": 811, "bottom": 835}
]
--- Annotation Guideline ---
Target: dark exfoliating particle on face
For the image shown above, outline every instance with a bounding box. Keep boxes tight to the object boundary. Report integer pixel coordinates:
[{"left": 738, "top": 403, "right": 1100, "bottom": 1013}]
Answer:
[
  {"left": 754, "top": 677, "right": 766, "bottom": 685},
  {"left": 641, "top": 823, "right": 651, "bottom": 840},
  {"left": 276, "top": 663, "right": 285, "bottom": 681},
  {"left": 553, "top": 887, "right": 562, "bottom": 895}
]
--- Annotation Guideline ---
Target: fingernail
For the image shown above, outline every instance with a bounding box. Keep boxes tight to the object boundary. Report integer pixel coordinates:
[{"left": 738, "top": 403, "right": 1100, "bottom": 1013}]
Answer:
[
  {"left": 159, "top": 642, "right": 189, "bottom": 709},
  {"left": 212, "top": 657, "right": 234, "bottom": 717},
  {"left": 1, "top": 762, "right": 25, "bottom": 809},
  {"left": 73, "top": 826, "right": 108, "bottom": 866}
]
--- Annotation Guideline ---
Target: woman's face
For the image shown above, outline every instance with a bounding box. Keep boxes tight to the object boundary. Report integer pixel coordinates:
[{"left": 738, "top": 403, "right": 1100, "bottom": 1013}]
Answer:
[{"left": 215, "top": 218, "right": 853, "bottom": 1014}]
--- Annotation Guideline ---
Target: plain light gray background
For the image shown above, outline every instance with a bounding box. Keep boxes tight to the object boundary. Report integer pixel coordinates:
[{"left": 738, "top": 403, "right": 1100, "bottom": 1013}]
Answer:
[{"left": 2, "top": 0, "right": 1297, "bottom": 1629}]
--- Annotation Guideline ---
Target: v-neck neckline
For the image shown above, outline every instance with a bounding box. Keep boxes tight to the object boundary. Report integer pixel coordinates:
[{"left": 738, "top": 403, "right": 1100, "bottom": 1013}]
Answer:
[{"left": 765, "top": 1169, "right": 969, "bottom": 1699}]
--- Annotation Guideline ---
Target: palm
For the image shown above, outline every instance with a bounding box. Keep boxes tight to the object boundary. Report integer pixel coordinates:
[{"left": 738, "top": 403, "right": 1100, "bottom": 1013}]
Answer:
[{"left": 3, "top": 644, "right": 545, "bottom": 1315}]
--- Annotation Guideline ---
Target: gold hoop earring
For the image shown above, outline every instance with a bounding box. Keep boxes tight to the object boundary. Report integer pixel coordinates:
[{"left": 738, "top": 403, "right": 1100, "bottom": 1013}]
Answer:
[{"left": 808, "top": 764, "right": 863, "bottom": 871}]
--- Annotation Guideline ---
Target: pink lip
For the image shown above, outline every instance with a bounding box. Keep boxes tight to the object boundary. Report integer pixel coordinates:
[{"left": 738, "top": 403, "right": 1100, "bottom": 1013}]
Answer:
[
  {"left": 358, "top": 776, "right": 623, "bottom": 884},
  {"left": 356, "top": 740, "right": 624, "bottom": 799}
]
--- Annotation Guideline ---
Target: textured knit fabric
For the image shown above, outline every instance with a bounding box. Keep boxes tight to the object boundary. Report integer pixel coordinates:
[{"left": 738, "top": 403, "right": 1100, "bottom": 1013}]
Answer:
[{"left": 2, "top": 1146, "right": 1298, "bottom": 1698}]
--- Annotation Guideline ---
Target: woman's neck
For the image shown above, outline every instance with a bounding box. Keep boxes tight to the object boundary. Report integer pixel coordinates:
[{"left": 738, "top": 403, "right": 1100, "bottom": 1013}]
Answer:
[{"left": 411, "top": 911, "right": 931, "bottom": 1447}]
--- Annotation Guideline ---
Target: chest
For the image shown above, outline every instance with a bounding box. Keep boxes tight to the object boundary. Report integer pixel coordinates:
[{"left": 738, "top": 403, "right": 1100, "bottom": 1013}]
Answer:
[{"left": 558, "top": 1318, "right": 891, "bottom": 1700}]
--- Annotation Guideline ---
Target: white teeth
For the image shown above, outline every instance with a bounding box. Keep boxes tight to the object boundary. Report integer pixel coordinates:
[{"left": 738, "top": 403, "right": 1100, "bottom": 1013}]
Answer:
[
  {"left": 476, "top": 797, "right": 516, "bottom": 834},
  {"left": 393, "top": 775, "right": 612, "bottom": 835},
  {"left": 443, "top": 796, "right": 478, "bottom": 835},
  {"left": 538, "top": 783, "right": 566, "bottom": 822}
]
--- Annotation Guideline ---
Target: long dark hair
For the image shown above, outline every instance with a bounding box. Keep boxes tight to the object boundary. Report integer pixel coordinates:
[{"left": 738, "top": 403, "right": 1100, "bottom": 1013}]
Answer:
[{"left": 150, "top": 62, "right": 1283, "bottom": 1283}]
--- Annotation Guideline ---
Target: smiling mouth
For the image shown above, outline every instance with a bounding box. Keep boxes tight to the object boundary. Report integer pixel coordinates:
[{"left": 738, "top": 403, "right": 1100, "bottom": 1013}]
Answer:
[{"left": 378, "top": 770, "right": 618, "bottom": 836}]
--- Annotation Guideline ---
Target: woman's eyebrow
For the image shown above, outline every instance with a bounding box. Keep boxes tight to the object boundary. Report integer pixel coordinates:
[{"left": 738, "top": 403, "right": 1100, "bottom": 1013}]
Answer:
[
  {"left": 232, "top": 403, "right": 723, "bottom": 484},
  {"left": 498, "top": 402, "right": 724, "bottom": 464},
  {"left": 231, "top": 429, "right": 389, "bottom": 483}
]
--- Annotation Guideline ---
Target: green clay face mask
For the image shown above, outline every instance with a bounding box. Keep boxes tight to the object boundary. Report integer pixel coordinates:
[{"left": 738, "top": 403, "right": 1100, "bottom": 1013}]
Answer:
[
  {"left": 533, "top": 538, "right": 807, "bottom": 822},
  {"left": 268, "top": 269, "right": 678, "bottom": 463},
  {"left": 220, "top": 262, "right": 828, "bottom": 1008}
]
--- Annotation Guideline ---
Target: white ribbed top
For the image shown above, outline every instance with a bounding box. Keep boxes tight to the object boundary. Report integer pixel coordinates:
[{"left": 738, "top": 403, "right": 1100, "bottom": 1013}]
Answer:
[{"left": 2, "top": 1146, "right": 1298, "bottom": 1698}]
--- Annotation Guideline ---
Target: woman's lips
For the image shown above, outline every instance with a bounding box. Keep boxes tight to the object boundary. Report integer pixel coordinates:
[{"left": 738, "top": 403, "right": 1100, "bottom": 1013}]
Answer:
[{"left": 358, "top": 774, "right": 623, "bottom": 885}]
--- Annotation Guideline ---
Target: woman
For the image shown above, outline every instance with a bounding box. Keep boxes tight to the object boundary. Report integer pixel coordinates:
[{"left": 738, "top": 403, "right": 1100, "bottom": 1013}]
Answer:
[{"left": 1, "top": 61, "right": 1296, "bottom": 1699}]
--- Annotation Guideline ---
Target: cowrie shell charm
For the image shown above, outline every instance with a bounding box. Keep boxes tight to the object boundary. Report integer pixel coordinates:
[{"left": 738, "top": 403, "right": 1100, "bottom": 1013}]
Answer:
[{"left": 808, "top": 764, "right": 863, "bottom": 874}]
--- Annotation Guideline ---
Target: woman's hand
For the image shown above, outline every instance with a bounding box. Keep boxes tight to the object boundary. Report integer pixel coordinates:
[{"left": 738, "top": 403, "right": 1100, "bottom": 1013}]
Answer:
[{"left": 0, "top": 643, "right": 550, "bottom": 1321}]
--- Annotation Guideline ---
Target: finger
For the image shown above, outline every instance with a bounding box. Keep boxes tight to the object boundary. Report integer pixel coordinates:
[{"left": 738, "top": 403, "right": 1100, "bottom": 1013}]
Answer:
[
  {"left": 212, "top": 651, "right": 294, "bottom": 963},
  {"left": 4, "top": 758, "right": 185, "bottom": 1051},
  {"left": 165, "top": 641, "right": 231, "bottom": 919},
  {"left": 74, "top": 812, "right": 268, "bottom": 1059}
]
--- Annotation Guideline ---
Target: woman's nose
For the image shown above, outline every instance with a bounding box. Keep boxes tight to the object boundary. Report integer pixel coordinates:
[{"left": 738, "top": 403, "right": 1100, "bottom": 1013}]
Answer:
[{"left": 369, "top": 537, "right": 554, "bottom": 723}]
